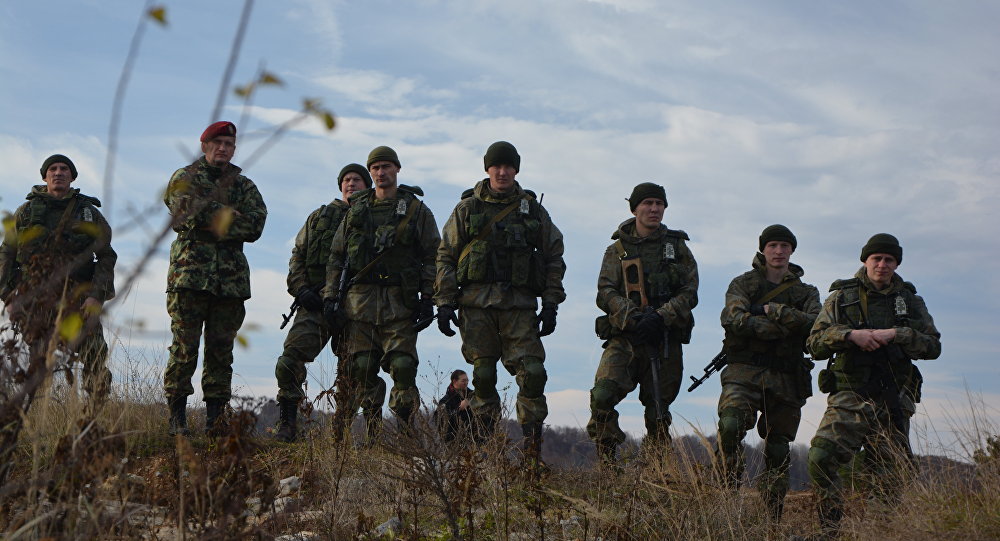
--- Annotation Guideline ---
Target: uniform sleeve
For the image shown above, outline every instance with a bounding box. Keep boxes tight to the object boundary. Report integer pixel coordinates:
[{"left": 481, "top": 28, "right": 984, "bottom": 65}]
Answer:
[
  {"left": 322, "top": 219, "right": 348, "bottom": 300},
  {"left": 766, "top": 283, "right": 822, "bottom": 336},
  {"left": 286, "top": 214, "right": 312, "bottom": 296},
  {"left": 720, "top": 274, "right": 785, "bottom": 339},
  {"left": 894, "top": 293, "right": 942, "bottom": 360},
  {"left": 538, "top": 206, "right": 567, "bottom": 306},
  {"left": 416, "top": 203, "right": 441, "bottom": 299},
  {"left": 597, "top": 246, "right": 638, "bottom": 330},
  {"left": 220, "top": 178, "right": 266, "bottom": 243},
  {"left": 807, "top": 290, "right": 854, "bottom": 360},
  {"left": 163, "top": 167, "right": 220, "bottom": 233},
  {"left": 88, "top": 209, "right": 117, "bottom": 302},
  {"left": 655, "top": 240, "right": 699, "bottom": 329},
  {"left": 434, "top": 206, "right": 462, "bottom": 307}
]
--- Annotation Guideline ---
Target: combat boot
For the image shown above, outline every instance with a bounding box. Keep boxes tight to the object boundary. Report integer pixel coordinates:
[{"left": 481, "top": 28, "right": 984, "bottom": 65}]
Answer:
[
  {"left": 521, "top": 422, "right": 548, "bottom": 473},
  {"left": 205, "top": 398, "right": 229, "bottom": 436},
  {"left": 817, "top": 500, "right": 843, "bottom": 539},
  {"left": 167, "top": 395, "right": 190, "bottom": 436},
  {"left": 274, "top": 398, "right": 298, "bottom": 443}
]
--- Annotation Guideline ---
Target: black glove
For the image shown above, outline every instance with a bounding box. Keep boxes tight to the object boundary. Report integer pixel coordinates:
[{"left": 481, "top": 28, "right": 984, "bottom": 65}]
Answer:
[
  {"left": 437, "top": 305, "right": 459, "bottom": 337},
  {"left": 413, "top": 296, "right": 435, "bottom": 332},
  {"left": 536, "top": 302, "right": 558, "bottom": 337},
  {"left": 296, "top": 286, "right": 323, "bottom": 312},
  {"left": 323, "top": 298, "right": 346, "bottom": 334},
  {"left": 636, "top": 310, "right": 664, "bottom": 344},
  {"left": 749, "top": 304, "right": 766, "bottom": 316}
]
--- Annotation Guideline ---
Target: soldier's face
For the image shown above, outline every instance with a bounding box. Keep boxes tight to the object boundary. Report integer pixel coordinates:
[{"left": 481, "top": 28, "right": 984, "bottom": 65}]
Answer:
[
  {"left": 632, "top": 198, "right": 665, "bottom": 230},
  {"left": 864, "top": 253, "right": 898, "bottom": 288},
  {"left": 762, "top": 241, "right": 793, "bottom": 270},
  {"left": 44, "top": 162, "right": 74, "bottom": 198},
  {"left": 487, "top": 164, "right": 517, "bottom": 193},
  {"left": 369, "top": 161, "right": 399, "bottom": 189},
  {"left": 340, "top": 172, "right": 367, "bottom": 201},
  {"left": 201, "top": 136, "right": 236, "bottom": 166}
]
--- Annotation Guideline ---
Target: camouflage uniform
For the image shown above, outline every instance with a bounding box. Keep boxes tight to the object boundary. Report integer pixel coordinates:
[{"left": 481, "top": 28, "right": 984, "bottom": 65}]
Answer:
[
  {"left": 586, "top": 218, "right": 698, "bottom": 448},
  {"left": 807, "top": 268, "right": 940, "bottom": 531},
  {"left": 716, "top": 254, "right": 820, "bottom": 517},
  {"left": 0, "top": 186, "right": 117, "bottom": 400},
  {"left": 434, "top": 179, "right": 566, "bottom": 428},
  {"left": 323, "top": 186, "right": 439, "bottom": 419},
  {"left": 162, "top": 156, "right": 267, "bottom": 400}
]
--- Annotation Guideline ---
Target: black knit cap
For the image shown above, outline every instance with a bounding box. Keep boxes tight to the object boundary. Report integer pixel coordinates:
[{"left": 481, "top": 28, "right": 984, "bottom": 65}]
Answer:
[
  {"left": 860, "top": 233, "right": 902, "bottom": 264},
  {"left": 40, "top": 154, "right": 78, "bottom": 179},
  {"left": 338, "top": 163, "right": 372, "bottom": 189},
  {"left": 484, "top": 141, "right": 520, "bottom": 173},
  {"left": 628, "top": 182, "right": 667, "bottom": 211},
  {"left": 759, "top": 224, "right": 797, "bottom": 252},
  {"left": 367, "top": 145, "right": 401, "bottom": 168}
]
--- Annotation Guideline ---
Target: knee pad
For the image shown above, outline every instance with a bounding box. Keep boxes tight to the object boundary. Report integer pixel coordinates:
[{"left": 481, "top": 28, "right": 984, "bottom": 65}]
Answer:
[
  {"left": 764, "top": 433, "right": 792, "bottom": 470},
  {"left": 388, "top": 354, "right": 417, "bottom": 387},
  {"left": 590, "top": 378, "right": 620, "bottom": 412},
  {"left": 352, "top": 352, "right": 381, "bottom": 383},
  {"left": 275, "top": 355, "right": 299, "bottom": 379},
  {"left": 717, "top": 407, "right": 751, "bottom": 452},
  {"left": 520, "top": 357, "right": 547, "bottom": 398},
  {"left": 473, "top": 358, "right": 499, "bottom": 392},
  {"left": 808, "top": 437, "right": 841, "bottom": 488}
]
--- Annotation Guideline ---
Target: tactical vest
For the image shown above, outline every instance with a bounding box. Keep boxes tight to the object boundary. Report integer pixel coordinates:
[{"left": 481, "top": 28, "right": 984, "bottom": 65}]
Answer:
[
  {"left": 456, "top": 190, "right": 545, "bottom": 293},
  {"left": 17, "top": 195, "right": 101, "bottom": 281},
  {"left": 343, "top": 188, "right": 423, "bottom": 300},
  {"left": 723, "top": 276, "right": 809, "bottom": 369},
  {"left": 304, "top": 203, "right": 348, "bottom": 286},
  {"left": 613, "top": 229, "right": 688, "bottom": 306}
]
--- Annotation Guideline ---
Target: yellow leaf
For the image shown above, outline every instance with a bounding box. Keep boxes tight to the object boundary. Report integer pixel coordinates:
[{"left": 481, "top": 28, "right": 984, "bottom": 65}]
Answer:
[
  {"left": 76, "top": 222, "right": 101, "bottom": 238},
  {"left": 17, "top": 225, "right": 45, "bottom": 246},
  {"left": 302, "top": 98, "right": 318, "bottom": 111},
  {"left": 235, "top": 334, "right": 248, "bottom": 349},
  {"left": 321, "top": 111, "right": 336, "bottom": 130},
  {"left": 234, "top": 85, "right": 252, "bottom": 98},
  {"left": 210, "top": 207, "right": 234, "bottom": 238},
  {"left": 147, "top": 6, "right": 167, "bottom": 25},
  {"left": 259, "top": 72, "right": 284, "bottom": 86},
  {"left": 59, "top": 313, "right": 84, "bottom": 342}
]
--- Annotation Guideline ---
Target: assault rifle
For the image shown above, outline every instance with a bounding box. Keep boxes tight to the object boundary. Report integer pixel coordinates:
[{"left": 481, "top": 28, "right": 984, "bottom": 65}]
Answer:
[
  {"left": 621, "top": 257, "right": 668, "bottom": 421},
  {"left": 328, "top": 253, "right": 353, "bottom": 351},
  {"left": 687, "top": 350, "right": 727, "bottom": 392},
  {"left": 279, "top": 298, "right": 299, "bottom": 329}
]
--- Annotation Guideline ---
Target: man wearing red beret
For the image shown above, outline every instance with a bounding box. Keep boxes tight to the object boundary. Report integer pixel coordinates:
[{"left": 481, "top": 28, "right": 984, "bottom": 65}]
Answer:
[{"left": 162, "top": 121, "right": 267, "bottom": 435}]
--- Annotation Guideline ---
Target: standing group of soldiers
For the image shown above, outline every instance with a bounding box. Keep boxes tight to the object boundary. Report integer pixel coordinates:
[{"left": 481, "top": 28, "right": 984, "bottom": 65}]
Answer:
[{"left": 0, "top": 120, "right": 941, "bottom": 537}]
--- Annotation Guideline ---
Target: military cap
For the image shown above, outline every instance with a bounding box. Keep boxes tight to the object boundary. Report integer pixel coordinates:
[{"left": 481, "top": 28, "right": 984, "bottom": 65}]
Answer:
[
  {"left": 629, "top": 182, "right": 667, "bottom": 211},
  {"left": 40, "top": 154, "right": 78, "bottom": 179},
  {"left": 759, "top": 224, "right": 797, "bottom": 252},
  {"left": 484, "top": 141, "right": 521, "bottom": 173},
  {"left": 200, "top": 121, "right": 237, "bottom": 142},
  {"left": 861, "top": 233, "right": 902, "bottom": 264},
  {"left": 338, "top": 163, "right": 372, "bottom": 189},
  {"left": 367, "top": 146, "right": 401, "bottom": 168}
]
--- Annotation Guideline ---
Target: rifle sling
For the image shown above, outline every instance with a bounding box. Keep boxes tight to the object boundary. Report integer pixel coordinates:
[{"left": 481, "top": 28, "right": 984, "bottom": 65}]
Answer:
[
  {"left": 753, "top": 278, "right": 797, "bottom": 306},
  {"left": 457, "top": 196, "right": 527, "bottom": 265}
]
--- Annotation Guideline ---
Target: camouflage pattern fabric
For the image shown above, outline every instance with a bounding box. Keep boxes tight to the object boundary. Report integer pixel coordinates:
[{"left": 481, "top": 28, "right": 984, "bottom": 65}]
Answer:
[
  {"left": 339, "top": 317, "right": 418, "bottom": 415},
  {"left": 458, "top": 306, "right": 548, "bottom": 424},
  {"left": 164, "top": 290, "right": 246, "bottom": 400},
  {"left": 275, "top": 307, "right": 333, "bottom": 402}
]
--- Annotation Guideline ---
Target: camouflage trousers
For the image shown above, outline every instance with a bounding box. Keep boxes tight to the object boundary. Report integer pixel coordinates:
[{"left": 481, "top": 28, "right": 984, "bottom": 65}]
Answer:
[
  {"left": 458, "top": 307, "right": 547, "bottom": 425},
  {"left": 164, "top": 290, "right": 245, "bottom": 400},
  {"left": 716, "top": 363, "right": 804, "bottom": 503},
  {"left": 340, "top": 316, "right": 416, "bottom": 417},
  {"left": 808, "top": 390, "right": 913, "bottom": 517},
  {"left": 586, "top": 334, "right": 683, "bottom": 446}
]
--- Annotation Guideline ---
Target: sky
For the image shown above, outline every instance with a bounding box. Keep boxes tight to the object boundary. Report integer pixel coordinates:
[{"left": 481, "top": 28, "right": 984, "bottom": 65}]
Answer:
[{"left": 1, "top": 0, "right": 998, "bottom": 456}]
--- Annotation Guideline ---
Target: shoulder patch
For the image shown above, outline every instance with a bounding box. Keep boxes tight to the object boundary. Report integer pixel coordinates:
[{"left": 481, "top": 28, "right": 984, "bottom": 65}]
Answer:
[
  {"left": 398, "top": 184, "right": 424, "bottom": 197},
  {"left": 461, "top": 188, "right": 475, "bottom": 199},
  {"left": 664, "top": 228, "right": 690, "bottom": 241},
  {"left": 77, "top": 193, "right": 102, "bottom": 207},
  {"left": 829, "top": 278, "right": 859, "bottom": 292},
  {"left": 903, "top": 281, "right": 917, "bottom": 294}
]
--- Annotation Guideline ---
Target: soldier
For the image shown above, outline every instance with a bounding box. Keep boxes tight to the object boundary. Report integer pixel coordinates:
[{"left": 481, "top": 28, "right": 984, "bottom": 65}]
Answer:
[
  {"left": 715, "top": 225, "right": 821, "bottom": 521},
  {"left": 434, "top": 141, "right": 566, "bottom": 461},
  {"left": 163, "top": 121, "right": 267, "bottom": 436},
  {"left": 586, "top": 183, "right": 698, "bottom": 463},
  {"left": 322, "top": 146, "right": 439, "bottom": 431},
  {"left": 0, "top": 154, "right": 117, "bottom": 406},
  {"left": 807, "top": 234, "right": 941, "bottom": 536},
  {"left": 272, "top": 164, "right": 381, "bottom": 442}
]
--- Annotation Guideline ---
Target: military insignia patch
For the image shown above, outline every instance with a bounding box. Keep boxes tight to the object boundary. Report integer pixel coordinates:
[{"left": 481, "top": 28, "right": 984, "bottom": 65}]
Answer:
[
  {"left": 519, "top": 199, "right": 530, "bottom": 215},
  {"left": 664, "top": 243, "right": 676, "bottom": 261},
  {"left": 82, "top": 207, "right": 94, "bottom": 222},
  {"left": 894, "top": 295, "right": 908, "bottom": 317},
  {"left": 396, "top": 199, "right": 407, "bottom": 216}
]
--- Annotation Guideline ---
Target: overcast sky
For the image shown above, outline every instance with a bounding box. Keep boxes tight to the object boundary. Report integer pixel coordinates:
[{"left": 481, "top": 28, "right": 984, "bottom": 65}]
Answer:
[{"left": 1, "top": 0, "right": 997, "bottom": 454}]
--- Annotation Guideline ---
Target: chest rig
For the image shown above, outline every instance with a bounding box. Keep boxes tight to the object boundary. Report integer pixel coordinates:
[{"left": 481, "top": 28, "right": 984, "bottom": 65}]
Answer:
[
  {"left": 304, "top": 203, "right": 348, "bottom": 286},
  {"left": 725, "top": 274, "right": 809, "bottom": 367},
  {"left": 613, "top": 229, "right": 687, "bottom": 307},
  {"left": 456, "top": 190, "right": 544, "bottom": 292},
  {"left": 344, "top": 188, "right": 422, "bottom": 288},
  {"left": 18, "top": 195, "right": 100, "bottom": 277}
]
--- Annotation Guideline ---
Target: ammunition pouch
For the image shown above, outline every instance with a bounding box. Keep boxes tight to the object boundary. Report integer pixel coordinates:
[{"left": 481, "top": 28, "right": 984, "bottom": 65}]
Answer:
[{"left": 595, "top": 315, "right": 613, "bottom": 340}]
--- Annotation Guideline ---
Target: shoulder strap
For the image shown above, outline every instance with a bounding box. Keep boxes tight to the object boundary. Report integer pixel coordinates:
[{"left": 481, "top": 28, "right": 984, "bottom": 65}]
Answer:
[
  {"left": 457, "top": 196, "right": 526, "bottom": 265},
  {"left": 753, "top": 278, "right": 798, "bottom": 305},
  {"left": 612, "top": 239, "right": 628, "bottom": 260}
]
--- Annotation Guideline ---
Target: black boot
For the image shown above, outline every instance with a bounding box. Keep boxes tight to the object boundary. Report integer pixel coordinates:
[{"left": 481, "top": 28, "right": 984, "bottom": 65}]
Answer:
[
  {"left": 521, "top": 422, "right": 547, "bottom": 471},
  {"left": 168, "top": 395, "right": 190, "bottom": 436},
  {"left": 394, "top": 406, "right": 414, "bottom": 434},
  {"left": 205, "top": 398, "right": 229, "bottom": 436},
  {"left": 274, "top": 398, "right": 299, "bottom": 443}
]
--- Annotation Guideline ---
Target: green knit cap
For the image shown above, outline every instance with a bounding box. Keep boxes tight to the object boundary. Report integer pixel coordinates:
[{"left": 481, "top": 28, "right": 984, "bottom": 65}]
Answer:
[
  {"left": 759, "top": 224, "right": 797, "bottom": 252},
  {"left": 367, "top": 145, "right": 400, "bottom": 168},
  {"left": 40, "top": 154, "right": 78, "bottom": 179},
  {"left": 860, "top": 233, "right": 902, "bottom": 264},
  {"left": 338, "top": 163, "right": 372, "bottom": 188},
  {"left": 628, "top": 182, "right": 667, "bottom": 211},
  {"left": 483, "top": 141, "right": 520, "bottom": 172}
]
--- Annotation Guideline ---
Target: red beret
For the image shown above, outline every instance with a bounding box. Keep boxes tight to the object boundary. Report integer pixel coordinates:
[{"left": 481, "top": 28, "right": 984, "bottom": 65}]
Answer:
[{"left": 200, "top": 121, "right": 237, "bottom": 142}]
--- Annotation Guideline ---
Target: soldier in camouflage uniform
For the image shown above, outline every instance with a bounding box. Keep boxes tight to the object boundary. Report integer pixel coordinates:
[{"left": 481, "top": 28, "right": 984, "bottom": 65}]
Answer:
[
  {"left": 434, "top": 141, "right": 566, "bottom": 458},
  {"left": 163, "top": 121, "right": 267, "bottom": 435},
  {"left": 0, "top": 154, "right": 117, "bottom": 405},
  {"left": 272, "top": 164, "right": 382, "bottom": 442},
  {"left": 807, "top": 234, "right": 941, "bottom": 536},
  {"left": 715, "top": 225, "right": 821, "bottom": 521},
  {"left": 587, "top": 183, "right": 698, "bottom": 462},
  {"left": 322, "top": 146, "right": 440, "bottom": 428}
]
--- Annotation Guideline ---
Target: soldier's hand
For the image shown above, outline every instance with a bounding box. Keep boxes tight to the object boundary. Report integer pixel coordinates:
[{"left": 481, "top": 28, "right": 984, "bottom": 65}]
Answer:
[
  {"left": 847, "top": 329, "right": 883, "bottom": 351},
  {"left": 296, "top": 286, "right": 323, "bottom": 312},
  {"left": 636, "top": 310, "right": 664, "bottom": 344},
  {"left": 323, "top": 298, "right": 346, "bottom": 333},
  {"left": 413, "top": 296, "right": 435, "bottom": 332},
  {"left": 437, "top": 305, "right": 458, "bottom": 337},
  {"left": 749, "top": 304, "right": 766, "bottom": 316},
  {"left": 536, "top": 302, "right": 558, "bottom": 337}
]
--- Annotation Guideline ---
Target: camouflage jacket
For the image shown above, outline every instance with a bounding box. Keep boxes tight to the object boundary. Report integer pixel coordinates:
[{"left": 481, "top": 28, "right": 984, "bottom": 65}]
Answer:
[
  {"left": 0, "top": 186, "right": 117, "bottom": 302},
  {"left": 434, "top": 179, "right": 566, "bottom": 310},
  {"left": 322, "top": 186, "right": 439, "bottom": 324},
  {"left": 163, "top": 157, "right": 267, "bottom": 299},
  {"left": 286, "top": 199, "right": 349, "bottom": 296},
  {"left": 596, "top": 218, "right": 698, "bottom": 340},
  {"left": 721, "top": 254, "right": 821, "bottom": 365},
  {"left": 808, "top": 268, "right": 941, "bottom": 390}
]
